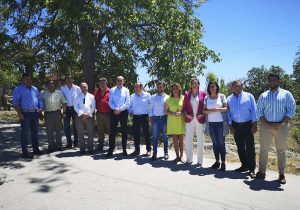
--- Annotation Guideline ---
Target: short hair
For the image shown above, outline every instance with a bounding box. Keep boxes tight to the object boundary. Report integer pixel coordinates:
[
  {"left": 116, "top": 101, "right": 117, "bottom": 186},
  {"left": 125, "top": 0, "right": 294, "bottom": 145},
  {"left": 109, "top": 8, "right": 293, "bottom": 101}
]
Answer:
[
  {"left": 98, "top": 77, "right": 107, "bottom": 83},
  {"left": 135, "top": 82, "right": 143, "bottom": 88},
  {"left": 22, "top": 72, "right": 32, "bottom": 79},
  {"left": 231, "top": 80, "right": 242, "bottom": 87},
  {"left": 268, "top": 73, "right": 280, "bottom": 80},
  {"left": 47, "top": 80, "right": 55, "bottom": 85},
  {"left": 207, "top": 81, "right": 220, "bottom": 95},
  {"left": 64, "top": 74, "right": 72, "bottom": 79},
  {"left": 170, "top": 83, "right": 182, "bottom": 97},
  {"left": 156, "top": 81, "right": 166, "bottom": 87}
]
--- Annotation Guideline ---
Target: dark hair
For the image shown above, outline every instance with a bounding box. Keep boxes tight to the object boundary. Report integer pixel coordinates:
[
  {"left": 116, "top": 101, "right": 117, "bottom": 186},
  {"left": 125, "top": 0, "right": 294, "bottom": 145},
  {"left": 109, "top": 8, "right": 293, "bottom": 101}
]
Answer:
[
  {"left": 135, "top": 82, "right": 143, "bottom": 88},
  {"left": 170, "top": 83, "right": 182, "bottom": 97},
  {"left": 47, "top": 80, "right": 55, "bottom": 85},
  {"left": 156, "top": 81, "right": 165, "bottom": 87},
  {"left": 268, "top": 73, "right": 280, "bottom": 80},
  {"left": 207, "top": 81, "right": 220, "bottom": 95},
  {"left": 21, "top": 72, "right": 32, "bottom": 79},
  {"left": 98, "top": 77, "right": 107, "bottom": 83},
  {"left": 64, "top": 74, "right": 72, "bottom": 79},
  {"left": 231, "top": 80, "right": 242, "bottom": 87},
  {"left": 190, "top": 78, "right": 200, "bottom": 90}
]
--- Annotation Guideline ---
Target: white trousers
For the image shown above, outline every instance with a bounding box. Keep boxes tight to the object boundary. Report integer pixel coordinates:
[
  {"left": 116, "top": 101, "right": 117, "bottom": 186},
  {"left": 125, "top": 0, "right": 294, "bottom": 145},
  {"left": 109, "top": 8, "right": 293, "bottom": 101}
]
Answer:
[{"left": 185, "top": 119, "right": 205, "bottom": 164}]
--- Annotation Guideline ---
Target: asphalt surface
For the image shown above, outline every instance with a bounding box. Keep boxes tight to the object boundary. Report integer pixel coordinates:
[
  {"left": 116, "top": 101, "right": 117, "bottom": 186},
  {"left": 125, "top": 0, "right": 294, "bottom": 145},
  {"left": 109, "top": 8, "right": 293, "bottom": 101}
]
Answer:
[{"left": 1, "top": 123, "right": 300, "bottom": 210}]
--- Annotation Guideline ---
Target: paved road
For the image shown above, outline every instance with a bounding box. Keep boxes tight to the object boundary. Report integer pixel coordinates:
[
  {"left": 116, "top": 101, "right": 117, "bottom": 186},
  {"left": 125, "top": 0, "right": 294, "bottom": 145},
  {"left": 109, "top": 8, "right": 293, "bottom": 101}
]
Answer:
[{"left": 1, "top": 123, "right": 300, "bottom": 210}]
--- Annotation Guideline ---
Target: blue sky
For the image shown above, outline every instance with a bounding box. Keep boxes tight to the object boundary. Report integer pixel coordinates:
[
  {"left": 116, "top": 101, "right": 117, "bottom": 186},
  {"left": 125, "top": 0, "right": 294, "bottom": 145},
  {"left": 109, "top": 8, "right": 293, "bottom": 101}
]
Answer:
[{"left": 139, "top": 0, "right": 300, "bottom": 89}]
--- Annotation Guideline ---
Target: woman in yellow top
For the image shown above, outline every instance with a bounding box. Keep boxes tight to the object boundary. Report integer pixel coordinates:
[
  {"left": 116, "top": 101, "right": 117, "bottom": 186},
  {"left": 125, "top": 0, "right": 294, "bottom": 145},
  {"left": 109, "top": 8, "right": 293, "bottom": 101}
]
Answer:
[{"left": 165, "top": 83, "right": 185, "bottom": 163}]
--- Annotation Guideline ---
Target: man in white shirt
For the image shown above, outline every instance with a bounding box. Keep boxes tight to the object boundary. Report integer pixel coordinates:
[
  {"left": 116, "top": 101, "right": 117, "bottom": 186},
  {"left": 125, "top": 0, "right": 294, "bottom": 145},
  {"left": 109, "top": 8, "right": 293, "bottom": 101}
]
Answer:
[
  {"left": 106, "top": 76, "right": 130, "bottom": 157},
  {"left": 149, "top": 81, "right": 170, "bottom": 161},
  {"left": 74, "top": 82, "right": 96, "bottom": 155},
  {"left": 129, "top": 82, "right": 151, "bottom": 156},
  {"left": 61, "top": 74, "right": 81, "bottom": 148}
]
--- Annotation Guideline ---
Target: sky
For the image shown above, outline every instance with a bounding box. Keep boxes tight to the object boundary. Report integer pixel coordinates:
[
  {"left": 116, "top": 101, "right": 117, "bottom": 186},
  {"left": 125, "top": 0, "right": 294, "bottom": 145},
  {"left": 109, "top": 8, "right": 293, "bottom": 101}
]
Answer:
[{"left": 138, "top": 0, "right": 300, "bottom": 90}]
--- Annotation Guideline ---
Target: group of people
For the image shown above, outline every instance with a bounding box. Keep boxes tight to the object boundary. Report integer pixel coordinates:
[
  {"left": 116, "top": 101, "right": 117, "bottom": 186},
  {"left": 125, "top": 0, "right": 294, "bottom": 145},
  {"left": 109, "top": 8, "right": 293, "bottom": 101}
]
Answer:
[{"left": 12, "top": 72, "right": 296, "bottom": 185}]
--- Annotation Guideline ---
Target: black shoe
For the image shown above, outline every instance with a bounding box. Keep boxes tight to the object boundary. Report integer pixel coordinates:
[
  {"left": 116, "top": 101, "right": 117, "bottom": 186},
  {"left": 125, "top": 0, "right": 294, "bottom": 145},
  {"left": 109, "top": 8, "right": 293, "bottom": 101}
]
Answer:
[
  {"left": 278, "top": 174, "right": 286, "bottom": 184},
  {"left": 73, "top": 143, "right": 79, "bottom": 148},
  {"left": 255, "top": 171, "right": 266, "bottom": 179},
  {"left": 220, "top": 162, "right": 226, "bottom": 171},
  {"left": 97, "top": 145, "right": 104, "bottom": 151},
  {"left": 122, "top": 150, "right": 128, "bottom": 156},
  {"left": 65, "top": 144, "right": 72, "bottom": 149},
  {"left": 173, "top": 157, "right": 180, "bottom": 163},
  {"left": 130, "top": 150, "right": 140, "bottom": 156},
  {"left": 151, "top": 154, "right": 157, "bottom": 161},
  {"left": 33, "top": 149, "right": 43, "bottom": 155},
  {"left": 211, "top": 161, "right": 220, "bottom": 169},
  {"left": 22, "top": 151, "right": 33, "bottom": 159},
  {"left": 79, "top": 150, "right": 85, "bottom": 155},
  {"left": 47, "top": 148, "right": 54, "bottom": 154},
  {"left": 57, "top": 147, "right": 63, "bottom": 151},
  {"left": 164, "top": 153, "right": 169, "bottom": 160},
  {"left": 105, "top": 151, "right": 113, "bottom": 158},
  {"left": 88, "top": 150, "right": 94, "bottom": 155},
  {"left": 249, "top": 171, "right": 256, "bottom": 179},
  {"left": 235, "top": 166, "right": 248, "bottom": 172}
]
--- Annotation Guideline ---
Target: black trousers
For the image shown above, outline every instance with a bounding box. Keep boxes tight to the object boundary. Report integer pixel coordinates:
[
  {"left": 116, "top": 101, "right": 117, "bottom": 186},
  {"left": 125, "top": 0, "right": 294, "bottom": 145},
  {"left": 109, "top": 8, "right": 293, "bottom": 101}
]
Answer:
[
  {"left": 108, "top": 110, "right": 128, "bottom": 152},
  {"left": 232, "top": 121, "right": 256, "bottom": 171},
  {"left": 132, "top": 114, "right": 151, "bottom": 152}
]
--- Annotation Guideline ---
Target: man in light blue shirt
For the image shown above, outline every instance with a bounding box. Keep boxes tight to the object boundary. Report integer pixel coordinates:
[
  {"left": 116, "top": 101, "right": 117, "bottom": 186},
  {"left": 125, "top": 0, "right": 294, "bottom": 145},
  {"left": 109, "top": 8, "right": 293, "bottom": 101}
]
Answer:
[
  {"left": 12, "top": 73, "right": 44, "bottom": 158},
  {"left": 128, "top": 82, "right": 151, "bottom": 156},
  {"left": 106, "top": 76, "right": 130, "bottom": 157},
  {"left": 227, "top": 80, "right": 257, "bottom": 178},
  {"left": 256, "top": 73, "right": 296, "bottom": 184},
  {"left": 149, "top": 81, "right": 170, "bottom": 161}
]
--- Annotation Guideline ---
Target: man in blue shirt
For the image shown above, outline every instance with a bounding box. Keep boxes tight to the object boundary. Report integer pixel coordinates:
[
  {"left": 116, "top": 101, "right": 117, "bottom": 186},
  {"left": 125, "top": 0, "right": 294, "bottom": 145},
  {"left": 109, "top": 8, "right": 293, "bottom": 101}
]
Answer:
[
  {"left": 12, "top": 73, "right": 44, "bottom": 158},
  {"left": 256, "top": 73, "right": 296, "bottom": 184},
  {"left": 128, "top": 82, "right": 151, "bottom": 156},
  {"left": 106, "top": 76, "right": 130, "bottom": 157},
  {"left": 227, "top": 80, "right": 258, "bottom": 178}
]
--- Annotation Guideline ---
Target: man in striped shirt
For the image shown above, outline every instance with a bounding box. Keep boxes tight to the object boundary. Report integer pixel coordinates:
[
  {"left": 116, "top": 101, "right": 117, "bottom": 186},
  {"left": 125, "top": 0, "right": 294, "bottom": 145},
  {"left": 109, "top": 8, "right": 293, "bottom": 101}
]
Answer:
[{"left": 256, "top": 73, "right": 296, "bottom": 184}]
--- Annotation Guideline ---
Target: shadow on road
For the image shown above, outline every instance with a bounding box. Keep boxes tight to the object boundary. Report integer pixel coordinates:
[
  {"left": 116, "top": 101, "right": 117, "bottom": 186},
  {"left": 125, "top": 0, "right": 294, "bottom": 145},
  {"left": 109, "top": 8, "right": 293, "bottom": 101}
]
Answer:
[{"left": 243, "top": 179, "right": 284, "bottom": 191}]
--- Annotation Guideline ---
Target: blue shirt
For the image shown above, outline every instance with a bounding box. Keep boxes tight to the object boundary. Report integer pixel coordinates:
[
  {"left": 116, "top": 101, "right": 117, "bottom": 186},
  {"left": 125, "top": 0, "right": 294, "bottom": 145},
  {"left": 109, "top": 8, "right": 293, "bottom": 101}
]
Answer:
[
  {"left": 129, "top": 91, "right": 151, "bottom": 115},
  {"left": 109, "top": 86, "right": 130, "bottom": 111},
  {"left": 149, "top": 93, "right": 170, "bottom": 117},
  {"left": 227, "top": 91, "right": 257, "bottom": 125},
  {"left": 257, "top": 88, "right": 296, "bottom": 122},
  {"left": 12, "top": 84, "right": 43, "bottom": 110}
]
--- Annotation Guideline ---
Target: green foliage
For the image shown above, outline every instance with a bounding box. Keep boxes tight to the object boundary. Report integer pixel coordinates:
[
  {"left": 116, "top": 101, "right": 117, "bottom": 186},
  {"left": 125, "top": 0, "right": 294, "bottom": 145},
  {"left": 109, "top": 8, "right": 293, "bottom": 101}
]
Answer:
[
  {"left": 292, "top": 48, "right": 300, "bottom": 99},
  {"left": 244, "top": 65, "right": 297, "bottom": 99},
  {"left": 292, "top": 127, "right": 300, "bottom": 145},
  {"left": 0, "top": 0, "right": 219, "bottom": 93}
]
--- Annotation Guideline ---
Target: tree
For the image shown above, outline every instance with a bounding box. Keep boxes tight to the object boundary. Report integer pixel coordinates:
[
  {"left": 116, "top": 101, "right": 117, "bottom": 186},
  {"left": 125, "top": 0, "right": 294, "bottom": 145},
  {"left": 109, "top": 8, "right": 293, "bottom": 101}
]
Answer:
[
  {"left": 0, "top": 0, "right": 219, "bottom": 92},
  {"left": 292, "top": 48, "right": 300, "bottom": 99},
  {"left": 244, "top": 65, "right": 296, "bottom": 99},
  {"left": 205, "top": 72, "right": 229, "bottom": 96}
]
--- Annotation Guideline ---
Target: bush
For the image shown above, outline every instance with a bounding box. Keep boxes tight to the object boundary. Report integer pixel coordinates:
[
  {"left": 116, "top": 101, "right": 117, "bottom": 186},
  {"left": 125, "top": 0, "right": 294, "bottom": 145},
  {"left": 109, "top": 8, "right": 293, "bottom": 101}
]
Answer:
[{"left": 292, "top": 127, "right": 300, "bottom": 144}]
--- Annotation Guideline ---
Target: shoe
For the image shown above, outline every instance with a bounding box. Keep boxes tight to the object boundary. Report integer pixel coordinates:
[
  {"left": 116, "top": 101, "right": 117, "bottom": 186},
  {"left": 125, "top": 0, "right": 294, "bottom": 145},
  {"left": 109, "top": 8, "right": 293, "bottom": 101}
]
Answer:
[
  {"left": 211, "top": 161, "right": 220, "bottom": 169},
  {"left": 164, "top": 153, "right": 169, "bottom": 160},
  {"left": 122, "top": 150, "right": 128, "bottom": 156},
  {"left": 73, "top": 143, "right": 79, "bottom": 148},
  {"left": 220, "top": 163, "right": 226, "bottom": 171},
  {"left": 179, "top": 157, "right": 185, "bottom": 163},
  {"left": 105, "top": 151, "right": 113, "bottom": 158},
  {"left": 47, "top": 148, "right": 54, "bottom": 154},
  {"left": 65, "top": 144, "right": 72, "bottom": 149},
  {"left": 278, "top": 174, "right": 286, "bottom": 184},
  {"left": 33, "top": 149, "right": 43, "bottom": 155},
  {"left": 151, "top": 154, "right": 157, "bottom": 161},
  {"left": 146, "top": 151, "right": 151, "bottom": 156},
  {"left": 255, "top": 171, "right": 266, "bottom": 179},
  {"left": 185, "top": 161, "right": 193, "bottom": 165},
  {"left": 79, "top": 150, "right": 85, "bottom": 155},
  {"left": 130, "top": 150, "right": 139, "bottom": 156},
  {"left": 88, "top": 150, "right": 94, "bottom": 155},
  {"left": 57, "top": 147, "right": 63, "bottom": 151},
  {"left": 173, "top": 157, "right": 180, "bottom": 163},
  {"left": 235, "top": 166, "right": 248, "bottom": 172},
  {"left": 97, "top": 145, "right": 103, "bottom": 151},
  {"left": 22, "top": 151, "right": 33, "bottom": 159},
  {"left": 249, "top": 171, "right": 256, "bottom": 179}
]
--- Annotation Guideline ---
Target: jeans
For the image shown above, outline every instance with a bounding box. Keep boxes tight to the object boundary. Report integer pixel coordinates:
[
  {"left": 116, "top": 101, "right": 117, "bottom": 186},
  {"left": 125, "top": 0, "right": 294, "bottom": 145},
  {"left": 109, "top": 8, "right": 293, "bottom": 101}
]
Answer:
[
  {"left": 232, "top": 121, "right": 256, "bottom": 171},
  {"left": 209, "top": 122, "right": 226, "bottom": 162},
  {"left": 108, "top": 110, "right": 128, "bottom": 152},
  {"left": 132, "top": 114, "right": 151, "bottom": 152},
  {"left": 64, "top": 106, "right": 78, "bottom": 146},
  {"left": 20, "top": 112, "right": 39, "bottom": 152},
  {"left": 152, "top": 116, "right": 168, "bottom": 155}
]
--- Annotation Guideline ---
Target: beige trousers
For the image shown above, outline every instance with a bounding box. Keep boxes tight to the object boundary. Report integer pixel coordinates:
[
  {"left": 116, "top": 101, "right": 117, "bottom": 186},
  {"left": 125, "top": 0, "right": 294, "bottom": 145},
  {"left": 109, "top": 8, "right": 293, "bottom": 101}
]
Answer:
[
  {"left": 96, "top": 112, "right": 110, "bottom": 147},
  {"left": 258, "top": 123, "right": 289, "bottom": 174},
  {"left": 76, "top": 115, "right": 94, "bottom": 151}
]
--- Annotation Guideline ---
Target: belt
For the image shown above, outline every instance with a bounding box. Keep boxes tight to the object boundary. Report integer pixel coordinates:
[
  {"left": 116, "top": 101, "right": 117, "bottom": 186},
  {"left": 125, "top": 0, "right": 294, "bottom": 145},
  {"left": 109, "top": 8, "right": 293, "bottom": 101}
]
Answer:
[
  {"left": 45, "top": 109, "right": 60, "bottom": 113},
  {"left": 266, "top": 120, "right": 282, "bottom": 124},
  {"left": 21, "top": 109, "right": 38, "bottom": 112},
  {"left": 67, "top": 106, "right": 74, "bottom": 108},
  {"left": 153, "top": 115, "right": 167, "bottom": 118},
  {"left": 232, "top": 120, "right": 252, "bottom": 125}
]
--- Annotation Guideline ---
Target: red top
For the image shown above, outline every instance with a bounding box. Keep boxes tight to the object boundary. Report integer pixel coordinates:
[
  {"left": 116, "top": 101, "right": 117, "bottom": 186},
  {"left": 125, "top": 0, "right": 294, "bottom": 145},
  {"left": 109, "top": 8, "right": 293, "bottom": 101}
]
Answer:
[
  {"left": 93, "top": 87, "right": 111, "bottom": 113},
  {"left": 183, "top": 90, "right": 206, "bottom": 124}
]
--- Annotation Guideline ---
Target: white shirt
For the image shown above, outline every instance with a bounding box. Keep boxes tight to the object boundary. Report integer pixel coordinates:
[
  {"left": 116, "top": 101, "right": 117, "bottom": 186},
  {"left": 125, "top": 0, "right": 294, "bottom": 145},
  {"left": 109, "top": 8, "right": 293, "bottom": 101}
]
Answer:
[
  {"left": 149, "top": 93, "right": 170, "bottom": 117},
  {"left": 190, "top": 94, "right": 199, "bottom": 119},
  {"left": 205, "top": 94, "right": 225, "bottom": 122},
  {"left": 61, "top": 84, "right": 81, "bottom": 106},
  {"left": 74, "top": 92, "right": 96, "bottom": 117}
]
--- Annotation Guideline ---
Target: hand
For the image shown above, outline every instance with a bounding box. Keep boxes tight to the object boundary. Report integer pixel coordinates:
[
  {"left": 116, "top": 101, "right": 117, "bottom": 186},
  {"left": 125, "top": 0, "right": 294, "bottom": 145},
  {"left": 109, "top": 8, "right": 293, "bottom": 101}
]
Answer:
[
  {"left": 175, "top": 111, "right": 181, "bottom": 116},
  {"left": 196, "top": 114, "right": 203, "bottom": 119},
  {"left": 186, "top": 114, "right": 193, "bottom": 120},
  {"left": 251, "top": 124, "right": 257, "bottom": 134},
  {"left": 149, "top": 117, "right": 153, "bottom": 125},
  {"left": 114, "top": 109, "right": 120, "bottom": 115},
  {"left": 39, "top": 113, "right": 44, "bottom": 121},
  {"left": 81, "top": 113, "right": 89, "bottom": 120},
  {"left": 18, "top": 113, "right": 24, "bottom": 121}
]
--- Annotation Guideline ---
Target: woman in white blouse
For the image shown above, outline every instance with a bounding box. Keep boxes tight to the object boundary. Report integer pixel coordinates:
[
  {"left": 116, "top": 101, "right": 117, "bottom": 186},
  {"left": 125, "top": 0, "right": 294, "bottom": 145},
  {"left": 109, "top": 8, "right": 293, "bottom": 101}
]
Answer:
[{"left": 203, "top": 81, "right": 228, "bottom": 171}]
